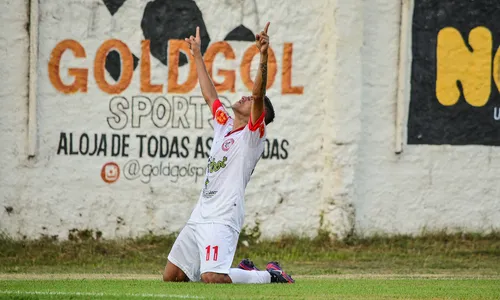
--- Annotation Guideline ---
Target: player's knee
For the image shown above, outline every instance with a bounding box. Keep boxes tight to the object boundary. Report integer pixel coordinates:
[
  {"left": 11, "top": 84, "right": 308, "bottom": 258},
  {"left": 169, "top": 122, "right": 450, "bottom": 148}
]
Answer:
[
  {"left": 163, "top": 261, "right": 189, "bottom": 282},
  {"left": 163, "top": 272, "right": 189, "bottom": 282},
  {"left": 201, "top": 272, "right": 230, "bottom": 284},
  {"left": 163, "top": 265, "right": 187, "bottom": 282},
  {"left": 200, "top": 272, "right": 215, "bottom": 283},
  {"left": 163, "top": 270, "right": 180, "bottom": 282}
]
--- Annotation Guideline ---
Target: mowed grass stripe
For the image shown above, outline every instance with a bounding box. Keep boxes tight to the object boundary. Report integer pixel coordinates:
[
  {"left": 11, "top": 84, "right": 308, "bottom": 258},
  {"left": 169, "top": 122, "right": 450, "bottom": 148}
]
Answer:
[{"left": 0, "top": 278, "right": 499, "bottom": 299}]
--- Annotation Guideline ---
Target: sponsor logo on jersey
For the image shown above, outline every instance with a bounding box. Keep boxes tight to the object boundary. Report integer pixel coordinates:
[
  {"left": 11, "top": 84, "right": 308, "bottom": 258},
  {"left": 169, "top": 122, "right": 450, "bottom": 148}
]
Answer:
[
  {"left": 215, "top": 109, "right": 229, "bottom": 125},
  {"left": 222, "top": 138, "right": 234, "bottom": 151},
  {"left": 208, "top": 156, "right": 228, "bottom": 173},
  {"left": 202, "top": 178, "right": 218, "bottom": 198},
  {"left": 203, "top": 189, "right": 218, "bottom": 198}
]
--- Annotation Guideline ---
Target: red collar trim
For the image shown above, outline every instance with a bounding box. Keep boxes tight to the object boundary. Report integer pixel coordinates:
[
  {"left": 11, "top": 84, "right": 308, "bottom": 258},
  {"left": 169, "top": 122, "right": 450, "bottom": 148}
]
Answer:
[{"left": 225, "top": 126, "right": 245, "bottom": 137}]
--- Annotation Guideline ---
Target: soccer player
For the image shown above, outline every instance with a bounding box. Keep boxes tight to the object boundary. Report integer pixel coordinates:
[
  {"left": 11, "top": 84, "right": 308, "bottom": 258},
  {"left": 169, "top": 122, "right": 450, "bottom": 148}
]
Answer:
[{"left": 162, "top": 22, "right": 294, "bottom": 284}]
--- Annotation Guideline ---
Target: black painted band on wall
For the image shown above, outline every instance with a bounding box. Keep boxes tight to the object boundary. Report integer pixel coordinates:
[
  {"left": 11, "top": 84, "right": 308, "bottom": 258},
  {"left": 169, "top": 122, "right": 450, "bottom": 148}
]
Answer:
[{"left": 408, "top": 0, "right": 500, "bottom": 145}]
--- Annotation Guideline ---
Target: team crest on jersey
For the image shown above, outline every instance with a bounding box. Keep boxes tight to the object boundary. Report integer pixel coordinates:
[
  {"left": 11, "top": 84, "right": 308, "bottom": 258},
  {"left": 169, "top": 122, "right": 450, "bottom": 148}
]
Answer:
[
  {"left": 222, "top": 138, "right": 234, "bottom": 151},
  {"left": 215, "top": 109, "right": 229, "bottom": 125},
  {"left": 259, "top": 123, "right": 265, "bottom": 138}
]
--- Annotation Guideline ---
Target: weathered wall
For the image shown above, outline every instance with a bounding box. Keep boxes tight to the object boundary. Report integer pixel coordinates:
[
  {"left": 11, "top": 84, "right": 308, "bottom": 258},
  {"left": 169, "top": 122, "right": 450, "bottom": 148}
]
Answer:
[
  {"left": 1, "top": 0, "right": 499, "bottom": 240},
  {"left": 0, "top": 0, "right": 31, "bottom": 235},
  {"left": 0, "top": 0, "right": 340, "bottom": 240},
  {"left": 356, "top": 0, "right": 500, "bottom": 235}
]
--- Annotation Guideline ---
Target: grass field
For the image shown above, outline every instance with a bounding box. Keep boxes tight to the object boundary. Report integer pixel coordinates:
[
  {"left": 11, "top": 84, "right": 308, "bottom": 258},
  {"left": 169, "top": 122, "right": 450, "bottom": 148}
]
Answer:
[
  {"left": 1, "top": 276, "right": 499, "bottom": 299},
  {"left": 1, "top": 231, "right": 499, "bottom": 299}
]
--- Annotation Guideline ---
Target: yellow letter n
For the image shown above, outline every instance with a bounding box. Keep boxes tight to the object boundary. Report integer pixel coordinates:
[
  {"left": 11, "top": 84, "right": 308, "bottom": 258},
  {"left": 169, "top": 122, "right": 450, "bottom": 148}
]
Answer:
[{"left": 436, "top": 27, "right": 492, "bottom": 107}]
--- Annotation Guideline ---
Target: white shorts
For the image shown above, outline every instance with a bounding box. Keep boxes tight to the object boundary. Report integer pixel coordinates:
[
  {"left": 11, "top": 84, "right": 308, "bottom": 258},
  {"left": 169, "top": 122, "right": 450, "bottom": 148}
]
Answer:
[{"left": 167, "top": 222, "right": 238, "bottom": 282}]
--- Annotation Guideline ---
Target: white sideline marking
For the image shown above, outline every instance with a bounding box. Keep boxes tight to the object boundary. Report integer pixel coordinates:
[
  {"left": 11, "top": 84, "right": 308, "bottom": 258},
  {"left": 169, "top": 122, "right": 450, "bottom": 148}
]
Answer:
[{"left": 0, "top": 290, "right": 204, "bottom": 299}]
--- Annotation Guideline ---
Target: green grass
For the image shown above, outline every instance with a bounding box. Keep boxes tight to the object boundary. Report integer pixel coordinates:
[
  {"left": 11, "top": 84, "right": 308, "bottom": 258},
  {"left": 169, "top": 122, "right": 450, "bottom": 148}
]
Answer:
[
  {"left": 1, "top": 231, "right": 499, "bottom": 275},
  {"left": 0, "top": 278, "right": 499, "bottom": 300},
  {"left": 1, "top": 231, "right": 499, "bottom": 299}
]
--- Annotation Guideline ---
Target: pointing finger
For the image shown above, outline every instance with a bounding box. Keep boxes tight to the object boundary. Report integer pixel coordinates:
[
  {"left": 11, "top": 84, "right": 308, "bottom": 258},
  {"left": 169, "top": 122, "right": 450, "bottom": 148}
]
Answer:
[
  {"left": 196, "top": 26, "right": 200, "bottom": 38},
  {"left": 264, "top": 22, "right": 270, "bottom": 34}
]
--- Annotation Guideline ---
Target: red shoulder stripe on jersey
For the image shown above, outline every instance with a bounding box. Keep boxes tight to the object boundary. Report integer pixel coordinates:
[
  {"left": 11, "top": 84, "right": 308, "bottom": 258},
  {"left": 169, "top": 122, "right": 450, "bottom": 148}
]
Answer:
[
  {"left": 248, "top": 110, "right": 266, "bottom": 131},
  {"left": 212, "top": 99, "right": 223, "bottom": 118}
]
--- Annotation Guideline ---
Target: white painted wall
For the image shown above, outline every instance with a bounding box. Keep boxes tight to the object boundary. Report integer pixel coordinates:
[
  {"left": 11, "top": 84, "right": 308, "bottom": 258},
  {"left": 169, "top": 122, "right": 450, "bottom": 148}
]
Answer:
[
  {"left": 356, "top": 0, "right": 500, "bottom": 235},
  {"left": 1, "top": 0, "right": 498, "bottom": 240},
  {"left": 0, "top": 0, "right": 31, "bottom": 236}
]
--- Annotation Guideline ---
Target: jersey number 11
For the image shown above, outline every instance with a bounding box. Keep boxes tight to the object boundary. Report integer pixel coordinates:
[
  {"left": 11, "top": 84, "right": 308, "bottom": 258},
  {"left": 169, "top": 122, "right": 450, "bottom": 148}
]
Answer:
[{"left": 205, "top": 245, "right": 219, "bottom": 261}]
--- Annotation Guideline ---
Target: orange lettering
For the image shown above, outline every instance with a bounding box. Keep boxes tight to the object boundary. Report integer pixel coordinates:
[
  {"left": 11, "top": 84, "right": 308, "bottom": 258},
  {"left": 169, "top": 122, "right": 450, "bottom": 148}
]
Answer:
[
  {"left": 141, "top": 40, "right": 163, "bottom": 93},
  {"left": 48, "top": 40, "right": 88, "bottom": 94},
  {"left": 204, "top": 41, "right": 236, "bottom": 93},
  {"left": 94, "top": 39, "right": 133, "bottom": 94},
  {"left": 282, "top": 43, "right": 303, "bottom": 94},
  {"left": 168, "top": 40, "right": 197, "bottom": 93},
  {"left": 241, "top": 46, "right": 277, "bottom": 91}
]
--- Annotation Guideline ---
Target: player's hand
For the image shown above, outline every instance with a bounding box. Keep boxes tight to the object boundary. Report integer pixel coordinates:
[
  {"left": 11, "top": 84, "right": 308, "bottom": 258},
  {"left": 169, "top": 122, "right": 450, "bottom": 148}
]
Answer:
[
  {"left": 185, "top": 26, "right": 201, "bottom": 56},
  {"left": 255, "top": 22, "right": 270, "bottom": 54}
]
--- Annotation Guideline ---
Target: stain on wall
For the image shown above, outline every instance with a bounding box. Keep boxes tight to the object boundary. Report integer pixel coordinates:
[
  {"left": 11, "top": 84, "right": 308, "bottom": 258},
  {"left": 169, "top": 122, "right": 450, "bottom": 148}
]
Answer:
[{"left": 408, "top": 0, "right": 500, "bottom": 145}]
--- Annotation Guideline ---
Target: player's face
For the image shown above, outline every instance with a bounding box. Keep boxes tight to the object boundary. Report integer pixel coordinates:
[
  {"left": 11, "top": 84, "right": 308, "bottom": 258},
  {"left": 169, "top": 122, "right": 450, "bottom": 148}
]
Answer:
[{"left": 232, "top": 95, "right": 253, "bottom": 115}]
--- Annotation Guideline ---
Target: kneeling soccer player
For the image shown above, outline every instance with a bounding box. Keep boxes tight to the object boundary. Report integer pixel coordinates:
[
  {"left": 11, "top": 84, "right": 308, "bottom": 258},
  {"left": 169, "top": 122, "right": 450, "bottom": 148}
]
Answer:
[{"left": 162, "top": 22, "right": 294, "bottom": 284}]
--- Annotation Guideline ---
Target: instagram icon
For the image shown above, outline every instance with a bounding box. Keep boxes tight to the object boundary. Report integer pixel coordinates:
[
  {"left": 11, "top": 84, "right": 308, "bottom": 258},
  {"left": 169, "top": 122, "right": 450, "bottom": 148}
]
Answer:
[{"left": 101, "top": 162, "right": 120, "bottom": 184}]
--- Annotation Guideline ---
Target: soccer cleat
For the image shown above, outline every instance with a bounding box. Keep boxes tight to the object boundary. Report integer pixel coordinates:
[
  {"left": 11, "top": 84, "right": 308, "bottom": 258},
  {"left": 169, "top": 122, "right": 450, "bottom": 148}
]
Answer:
[
  {"left": 238, "top": 258, "right": 260, "bottom": 271},
  {"left": 266, "top": 261, "right": 295, "bottom": 283}
]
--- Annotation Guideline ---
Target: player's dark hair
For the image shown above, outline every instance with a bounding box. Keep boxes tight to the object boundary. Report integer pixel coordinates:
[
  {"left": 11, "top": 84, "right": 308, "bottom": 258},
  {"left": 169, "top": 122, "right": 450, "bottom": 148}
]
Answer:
[{"left": 264, "top": 96, "right": 275, "bottom": 125}]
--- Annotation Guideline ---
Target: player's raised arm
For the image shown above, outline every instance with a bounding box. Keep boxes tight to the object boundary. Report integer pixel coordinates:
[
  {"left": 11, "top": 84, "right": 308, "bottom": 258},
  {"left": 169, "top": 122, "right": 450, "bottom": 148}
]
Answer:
[
  {"left": 251, "top": 22, "right": 270, "bottom": 125},
  {"left": 185, "top": 26, "right": 218, "bottom": 110}
]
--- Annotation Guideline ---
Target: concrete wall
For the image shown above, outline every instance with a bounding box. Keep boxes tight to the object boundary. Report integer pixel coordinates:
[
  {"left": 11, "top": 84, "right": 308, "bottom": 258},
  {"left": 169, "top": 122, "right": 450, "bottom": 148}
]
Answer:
[
  {"left": 1, "top": 0, "right": 498, "bottom": 240},
  {"left": 355, "top": 0, "right": 500, "bottom": 235}
]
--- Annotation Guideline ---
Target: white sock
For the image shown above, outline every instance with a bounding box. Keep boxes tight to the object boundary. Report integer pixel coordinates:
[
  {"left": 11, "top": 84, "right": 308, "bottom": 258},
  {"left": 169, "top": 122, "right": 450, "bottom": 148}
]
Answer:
[{"left": 228, "top": 268, "right": 271, "bottom": 284}]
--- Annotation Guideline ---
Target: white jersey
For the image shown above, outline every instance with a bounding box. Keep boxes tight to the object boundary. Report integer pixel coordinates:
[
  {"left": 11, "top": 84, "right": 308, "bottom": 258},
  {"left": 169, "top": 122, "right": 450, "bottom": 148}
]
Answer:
[{"left": 188, "top": 99, "right": 266, "bottom": 233}]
